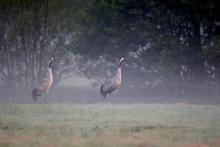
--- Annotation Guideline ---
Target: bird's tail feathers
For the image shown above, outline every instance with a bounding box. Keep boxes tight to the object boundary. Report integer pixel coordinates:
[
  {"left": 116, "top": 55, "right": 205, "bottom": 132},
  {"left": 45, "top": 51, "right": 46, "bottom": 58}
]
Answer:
[
  {"left": 100, "top": 84, "right": 107, "bottom": 99},
  {"left": 32, "top": 88, "right": 43, "bottom": 102}
]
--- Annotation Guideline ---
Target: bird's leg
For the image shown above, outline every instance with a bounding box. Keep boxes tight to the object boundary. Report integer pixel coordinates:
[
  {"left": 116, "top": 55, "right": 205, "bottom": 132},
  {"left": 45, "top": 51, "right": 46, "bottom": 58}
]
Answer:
[
  {"left": 102, "top": 97, "right": 105, "bottom": 106},
  {"left": 43, "top": 94, "right": 47, "bottom": 104},
  {"left": 33, "top": 97, "right": 37, "bottom": 103}
]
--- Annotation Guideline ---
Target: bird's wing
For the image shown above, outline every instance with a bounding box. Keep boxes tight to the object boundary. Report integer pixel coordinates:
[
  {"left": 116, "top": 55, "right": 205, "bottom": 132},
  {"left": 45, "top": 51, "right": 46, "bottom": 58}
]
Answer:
[
  {"left": 103, "top": 78, "right": 118, "bottom": 94},
  {"left": 37, "top": 70, "right": 51, "bottom": 92}
]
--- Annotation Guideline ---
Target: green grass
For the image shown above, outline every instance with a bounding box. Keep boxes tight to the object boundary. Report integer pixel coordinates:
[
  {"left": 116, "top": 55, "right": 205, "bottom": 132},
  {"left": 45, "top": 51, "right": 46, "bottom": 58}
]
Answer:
[{"left": 0, "top": 103, "right": 220, "bottom": 147}]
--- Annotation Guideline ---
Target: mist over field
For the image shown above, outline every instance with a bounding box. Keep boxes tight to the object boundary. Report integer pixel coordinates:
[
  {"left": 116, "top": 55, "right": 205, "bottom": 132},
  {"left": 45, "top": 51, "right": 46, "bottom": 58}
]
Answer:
[{"left": 0, "top": 71, "right": 219, "bottom": 104}]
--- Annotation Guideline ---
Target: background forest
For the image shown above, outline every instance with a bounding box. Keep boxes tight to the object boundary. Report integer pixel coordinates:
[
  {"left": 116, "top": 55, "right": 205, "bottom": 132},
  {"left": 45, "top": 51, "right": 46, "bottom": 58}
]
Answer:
[{"left": 0, "top": 0, "right": 220, "bottom": 103}]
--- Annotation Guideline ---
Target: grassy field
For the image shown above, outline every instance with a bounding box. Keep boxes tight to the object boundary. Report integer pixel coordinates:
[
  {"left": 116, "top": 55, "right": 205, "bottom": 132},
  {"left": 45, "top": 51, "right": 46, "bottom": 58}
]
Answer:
[{"left": 0, "top": 103, "right": 220, "bottom": 147}]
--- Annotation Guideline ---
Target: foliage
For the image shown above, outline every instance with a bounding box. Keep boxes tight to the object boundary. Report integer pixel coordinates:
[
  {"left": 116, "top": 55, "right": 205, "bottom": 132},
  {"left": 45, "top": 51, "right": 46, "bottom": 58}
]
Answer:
[
  {"left": 0, "top": 0, "right": 220, "bottom": 96},
  {"left": 0, "top": 0, "right": 77, "bottom": 87}
]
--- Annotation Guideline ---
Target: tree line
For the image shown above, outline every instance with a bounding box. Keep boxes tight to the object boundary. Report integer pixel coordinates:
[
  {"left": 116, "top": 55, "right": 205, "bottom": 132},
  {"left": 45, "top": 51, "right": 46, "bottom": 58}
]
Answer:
[{"left": 0, "top": 0, "right": 220, "bottom": 97}]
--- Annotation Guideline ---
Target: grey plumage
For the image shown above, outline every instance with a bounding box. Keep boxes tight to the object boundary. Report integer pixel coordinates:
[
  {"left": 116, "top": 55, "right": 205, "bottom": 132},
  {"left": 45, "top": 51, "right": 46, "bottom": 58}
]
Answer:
[
  {"left": 100, "top": 57, "right": 126, "bottom": 99},
  {"left": 100, "top": 80, "right": 118, "bottom": 99},
  {"left": 32, "top": 88, "right": 43, "bottom": 102}
]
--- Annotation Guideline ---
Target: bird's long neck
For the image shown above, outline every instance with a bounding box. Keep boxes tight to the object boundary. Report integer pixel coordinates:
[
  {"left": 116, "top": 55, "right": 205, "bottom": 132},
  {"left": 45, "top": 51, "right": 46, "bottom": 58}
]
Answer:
[
  {"left": 48, "top": 60, "right": 53, "bottom": 81},
  {"left": 116, "top": 66, "right": 122, "bottom": 81},
  {"left": 49, "top": 58, "right": 54, "bottom": 68},
  {"left": 48, "top": 68, "right": 53, "bottom": 80},
  {"left": 118, "top": 62, "right": 122, "bottom": 68},
  {"left": 118, "top": 58, "right": 125, "bottom": 68},
  {"left": 49, "top": 61, "right": 53, "bottom": 68}
]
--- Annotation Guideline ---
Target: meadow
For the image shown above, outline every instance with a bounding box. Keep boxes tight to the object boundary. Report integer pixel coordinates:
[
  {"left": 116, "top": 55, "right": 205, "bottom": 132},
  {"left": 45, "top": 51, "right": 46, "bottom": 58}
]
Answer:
[{"left": 0, "top": 103, "right": 220, "bottom": 147}]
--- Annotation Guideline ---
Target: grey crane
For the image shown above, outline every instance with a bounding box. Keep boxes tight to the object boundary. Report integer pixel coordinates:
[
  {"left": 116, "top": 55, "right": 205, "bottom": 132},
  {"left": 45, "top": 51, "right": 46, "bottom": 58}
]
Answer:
[
  {"left": 32, "top": 56, "right": 56, "bottom": 103},
  {"left": 100, "top": 57, "right": 126, "bottom": 99}
]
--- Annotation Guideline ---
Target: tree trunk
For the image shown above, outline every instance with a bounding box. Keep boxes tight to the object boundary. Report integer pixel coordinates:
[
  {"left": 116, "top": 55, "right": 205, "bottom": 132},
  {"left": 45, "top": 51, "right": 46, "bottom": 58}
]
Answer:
[{"left": 188, "top": 22, "right": 206, "bottom": 85}]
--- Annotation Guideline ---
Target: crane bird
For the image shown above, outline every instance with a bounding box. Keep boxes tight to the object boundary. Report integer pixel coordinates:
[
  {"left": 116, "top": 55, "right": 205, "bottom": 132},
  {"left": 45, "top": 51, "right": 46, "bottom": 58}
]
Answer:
[
  {"left": 32, "top": 56, "right": 56, "bottom": 103},
  {"left": 100, "top": 57, "right": 126, "bottom": 99}
]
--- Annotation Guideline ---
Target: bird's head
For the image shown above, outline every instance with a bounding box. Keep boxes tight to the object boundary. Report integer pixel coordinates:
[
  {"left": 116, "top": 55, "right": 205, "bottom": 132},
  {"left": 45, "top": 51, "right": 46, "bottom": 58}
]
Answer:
[
  {"left": 119, "top": 57, "right": 126, "bottom": 67},
  {"left": 49, "top": 56, "right": 56, "bottom": 68},
  {"left": 50, "top": 56, "right": 56, "bottom": 62}
]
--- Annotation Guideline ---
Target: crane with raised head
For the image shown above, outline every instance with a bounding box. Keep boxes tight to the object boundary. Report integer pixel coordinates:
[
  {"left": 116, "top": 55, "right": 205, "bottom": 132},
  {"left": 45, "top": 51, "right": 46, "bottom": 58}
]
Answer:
[
  {"left": 32, "top": 56, "right": 56, "bottom": 103},
  {"left": 100, "top": 57, "right": 126, "bottom": 99}
]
